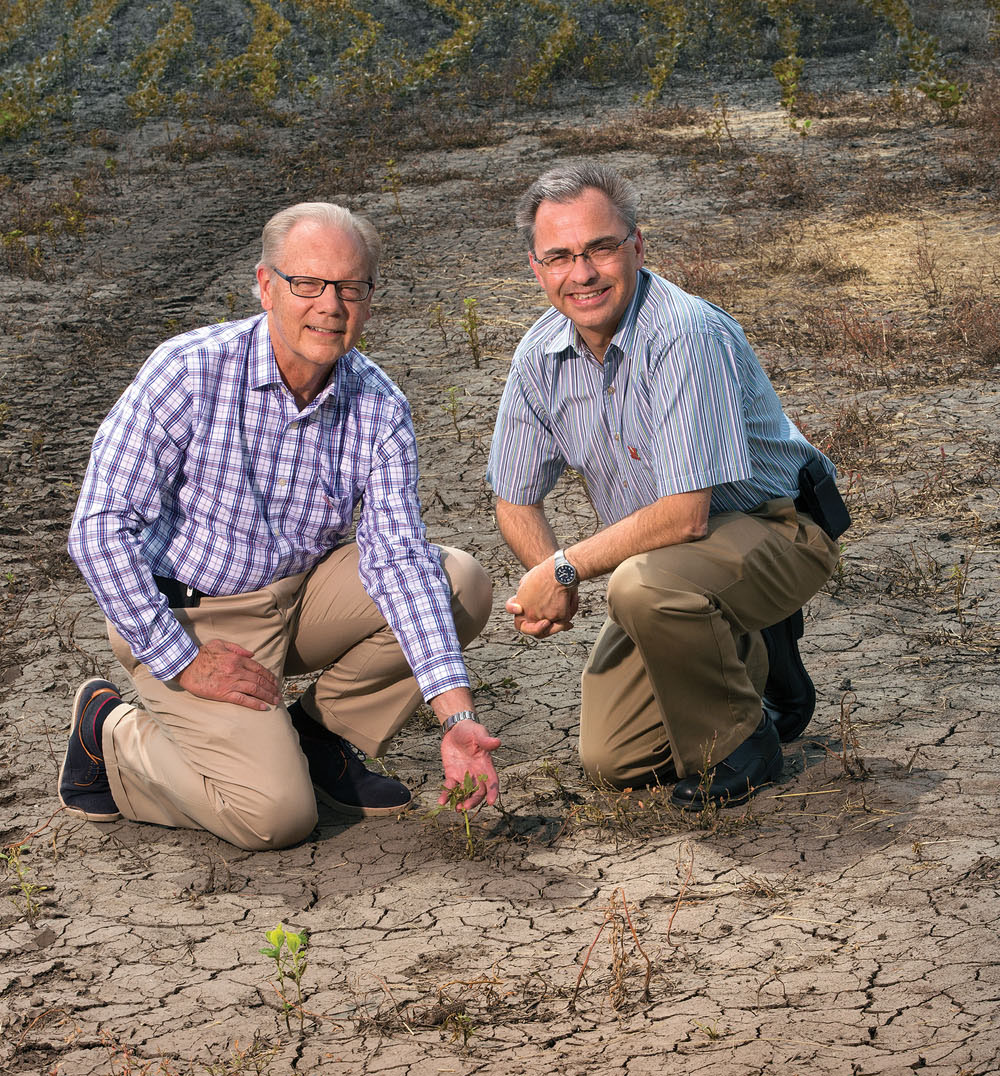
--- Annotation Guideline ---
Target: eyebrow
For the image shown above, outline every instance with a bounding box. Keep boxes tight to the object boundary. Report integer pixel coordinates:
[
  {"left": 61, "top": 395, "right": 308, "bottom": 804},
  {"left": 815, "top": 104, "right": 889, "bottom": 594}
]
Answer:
[{"left": 536, "top": 233, "right": 623, "bottom": 256}]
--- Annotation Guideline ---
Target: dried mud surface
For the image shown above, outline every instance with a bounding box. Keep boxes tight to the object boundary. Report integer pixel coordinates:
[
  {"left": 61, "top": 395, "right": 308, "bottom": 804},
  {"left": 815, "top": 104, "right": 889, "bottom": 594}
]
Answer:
[{"left": 1, "top": 57, "right": 999, "bottom": 1076}]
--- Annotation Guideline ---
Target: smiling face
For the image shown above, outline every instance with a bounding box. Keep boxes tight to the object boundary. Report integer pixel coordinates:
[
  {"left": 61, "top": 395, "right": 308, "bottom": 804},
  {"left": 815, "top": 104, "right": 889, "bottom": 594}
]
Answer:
[
  {"left": 257, "top": 220, "right": 374, "bottom": 402},
  {"left": 530, "top": 187, "right": 644, "bottom": 360}
]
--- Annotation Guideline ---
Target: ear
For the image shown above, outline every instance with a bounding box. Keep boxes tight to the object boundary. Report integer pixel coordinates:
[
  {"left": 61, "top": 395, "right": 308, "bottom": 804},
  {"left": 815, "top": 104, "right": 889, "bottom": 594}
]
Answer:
[
  {"left": 633, "top": 228, "right": 645, "bottom": 269},
  {"left": 256, "top": 265, "right": 273, "bottom": 311},
  {"left": 529, "top": 253, "right": 545, "bottom": 289}
]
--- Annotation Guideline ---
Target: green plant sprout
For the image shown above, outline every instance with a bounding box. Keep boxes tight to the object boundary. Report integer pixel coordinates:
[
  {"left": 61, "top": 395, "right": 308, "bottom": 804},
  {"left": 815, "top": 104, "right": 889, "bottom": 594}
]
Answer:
[
  {"left": 461, "top": 297, "right": 482, "bottom": 367},
  {"left": 382, "top": 158, "right": 406, "bottom": 222},
  {"left": 2, "top": 842, "right": 49, "bottom": 927},
  {"left": 442, "top": 385, "right": 463, "bottom": 442},
  {"left": 443, "top": 1008, "right": 477, "bottom": 1048},
  {"left": 260, "top": 923, "right": 309, "bottom": 1033},
  {"left": 427, "top": 773, "right": 487, "bottom": 858}
]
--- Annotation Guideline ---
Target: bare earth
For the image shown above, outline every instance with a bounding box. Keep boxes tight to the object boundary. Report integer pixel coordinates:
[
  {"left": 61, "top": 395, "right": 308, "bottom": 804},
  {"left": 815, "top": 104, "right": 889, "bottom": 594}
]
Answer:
[{"left": 1, "top": 51, "right": 999, "bottom": 1076}]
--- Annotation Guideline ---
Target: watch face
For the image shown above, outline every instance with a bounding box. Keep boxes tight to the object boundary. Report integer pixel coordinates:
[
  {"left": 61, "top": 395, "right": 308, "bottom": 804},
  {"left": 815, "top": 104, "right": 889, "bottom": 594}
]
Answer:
[{"left": 554, "top": 562, "right": 577, "bottom": 586}]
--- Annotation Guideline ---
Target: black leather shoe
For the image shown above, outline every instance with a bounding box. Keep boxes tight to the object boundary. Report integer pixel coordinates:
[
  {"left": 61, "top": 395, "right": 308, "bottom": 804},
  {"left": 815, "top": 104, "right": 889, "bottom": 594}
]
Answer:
[
  {"left": 288, "top": 701, "right": 412, "bottom": 818},
  {"left": 761, "top": 608, "right": 816, "bottom": 742},
  {"left": 670, "top": 714, "right": 782, "bottom": 810}
]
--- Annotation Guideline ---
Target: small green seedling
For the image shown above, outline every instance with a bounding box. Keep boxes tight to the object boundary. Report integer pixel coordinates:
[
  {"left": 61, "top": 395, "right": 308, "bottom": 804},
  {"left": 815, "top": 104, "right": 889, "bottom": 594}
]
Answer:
[
  {"left": 428, "top": 773, "right": 486, "bottom": 858},
  {"left": 2, "top": 843, "right": 49, "bottom": 927},
  {"left": 260, "top": 923, "right": 309, "bottom": 1032},
  {"left": 442, "top": 384, "right": 463, "bottom": 442},
  {"left": 461, "top": 297, "right": 482, "bottom": 368}
]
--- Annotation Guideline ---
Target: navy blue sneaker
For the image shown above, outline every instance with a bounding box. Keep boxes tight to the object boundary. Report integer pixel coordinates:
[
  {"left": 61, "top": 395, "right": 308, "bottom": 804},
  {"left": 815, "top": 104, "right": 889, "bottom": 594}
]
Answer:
[
  {"left": 58, "top": 679, "right": 123, "bottom": 822},
  {"left": 288, "top": 701, "right": 411, "bottom": 818}
]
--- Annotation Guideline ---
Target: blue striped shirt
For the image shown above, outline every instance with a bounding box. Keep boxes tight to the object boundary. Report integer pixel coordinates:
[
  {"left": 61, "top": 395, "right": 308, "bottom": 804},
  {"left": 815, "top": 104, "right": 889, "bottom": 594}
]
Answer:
[
  {"left": 69, "top": 313, "right": 468, "bottom": 699},
  {"left": 487, "top": 268, "right": 832, "bottom": 524}
]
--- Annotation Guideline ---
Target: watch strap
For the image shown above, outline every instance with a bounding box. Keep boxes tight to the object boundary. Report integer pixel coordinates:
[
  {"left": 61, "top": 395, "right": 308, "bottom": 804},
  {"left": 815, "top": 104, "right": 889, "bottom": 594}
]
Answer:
[{"left": 441, "top": 709, "right": 478, "bottom": 734}]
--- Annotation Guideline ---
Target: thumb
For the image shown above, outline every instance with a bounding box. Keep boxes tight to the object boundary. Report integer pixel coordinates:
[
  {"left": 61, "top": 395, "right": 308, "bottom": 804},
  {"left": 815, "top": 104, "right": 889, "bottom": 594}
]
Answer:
[{"left": 505, "top": 597, "right": 523, "bottom": 614}]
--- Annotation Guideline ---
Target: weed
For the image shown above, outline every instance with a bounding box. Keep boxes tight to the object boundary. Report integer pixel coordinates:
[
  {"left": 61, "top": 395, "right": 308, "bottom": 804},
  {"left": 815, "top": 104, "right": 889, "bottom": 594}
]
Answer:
[
  {"left": 765, "top": 0, "right": 809, "bottom": 134},
  {"left": 442, "top": 1009, "right": 477, "bottom": 1048},
  {"left": 706, "top": 92, "right": 740, "bottom": 155},
  {"left": 430, "top": 302, "right": 450, "bottom": 348},
  {"left": 639, "top": 0, "right": 688, "bottom": 105},
  {"left": 210, "top": 0, "right": 293, "bottom": 105},
  {"left": 461, "top": 297, "right": 483, "bottom": 367},
  {"left": 126, "top": 2, "right": 195, "bottom": 120},
  {"left": 862, "top": 0, "right": 968, "bottom": 113},
  {"left": 442, "top": 385, "right": 464, "bottom": 442},
  {"left": 382, "top": 158, "right": 406, "bottom": 222},
  {"left": 832, "top": 691, "right": 868, "bottom": 779},
  {"left": 570, "top": 887, "right": 652, "bottom": 1012},
  {"left": 692, "top": 1017, "right": 723, "bottom": 1039},
  {"left": 515, "top": 1, "right": 578, "bottom": 102},
  {"left": 201, "top": 1033, "right": 279, "bottom": 1075},
  {"left": 2, "top": 841, "right": 49, "bottom": 927},
  {"left": 259, "top": 922, "right": 309, "bottom": 1033},
  {"left": 426, "top": 772, "right": 487, "bottom": 858}
]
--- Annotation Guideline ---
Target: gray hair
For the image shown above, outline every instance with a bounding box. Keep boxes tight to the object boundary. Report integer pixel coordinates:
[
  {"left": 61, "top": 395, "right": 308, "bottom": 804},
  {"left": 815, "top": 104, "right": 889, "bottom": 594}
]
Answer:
[
  {"left": 515, "top": 163, "right": 640, "bottom": 251},
  {"left": 257, "top": 201, "right": 382, "bottom": 281}
]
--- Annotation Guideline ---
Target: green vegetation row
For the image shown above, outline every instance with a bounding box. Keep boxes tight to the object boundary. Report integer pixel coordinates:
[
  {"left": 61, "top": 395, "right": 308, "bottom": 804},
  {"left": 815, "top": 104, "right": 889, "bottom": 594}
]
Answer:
[{"left": 1, "top": 0, "right": 997, "bottom": 143}]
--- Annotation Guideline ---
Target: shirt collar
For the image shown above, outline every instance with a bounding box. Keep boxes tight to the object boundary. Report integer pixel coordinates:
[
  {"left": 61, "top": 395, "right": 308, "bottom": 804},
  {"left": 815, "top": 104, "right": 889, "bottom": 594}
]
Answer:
[
  {"left": 248, "top": 313, "right": 352, "bottom": 407},
  {"left": 538, "top": 268, "right": 649, "bottom": 361}
]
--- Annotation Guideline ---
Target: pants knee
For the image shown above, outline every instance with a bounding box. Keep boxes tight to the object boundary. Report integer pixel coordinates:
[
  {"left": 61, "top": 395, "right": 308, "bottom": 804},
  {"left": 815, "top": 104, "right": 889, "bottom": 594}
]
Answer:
[
  {"left": 440, "top": 546, "right": 493, "bottom": 643},
  {"left": 579, "top": 741, "right": 633, "bottom": 790},
  {"left": 225, "top": 788, "right": 318, "bottom": 851},
  {"left": 607, "top": 555, "right": 706, "bottom": 632}
]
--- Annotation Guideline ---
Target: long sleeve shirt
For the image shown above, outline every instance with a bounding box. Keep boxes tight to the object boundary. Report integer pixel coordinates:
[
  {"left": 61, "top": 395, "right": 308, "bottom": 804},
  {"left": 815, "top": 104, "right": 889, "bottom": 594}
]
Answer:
[{"left": 69, "top": 313, "right": 468, "bottom": 700}]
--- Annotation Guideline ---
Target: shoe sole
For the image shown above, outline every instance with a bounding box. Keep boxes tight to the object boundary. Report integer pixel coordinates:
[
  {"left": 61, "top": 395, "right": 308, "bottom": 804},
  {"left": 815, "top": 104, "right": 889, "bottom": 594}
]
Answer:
[
  {"left": 313, "top": 783, "right": 413, "bottom": 819},
  {"left": 58, "top": 679, "right": 123, "bottom": 823}
]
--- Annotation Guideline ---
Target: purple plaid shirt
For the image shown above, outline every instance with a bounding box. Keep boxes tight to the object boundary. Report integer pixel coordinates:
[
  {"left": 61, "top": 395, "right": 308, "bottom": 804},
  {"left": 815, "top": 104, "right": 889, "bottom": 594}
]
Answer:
[{"left": 68, "top": 313, "right": 469, "bottom": 699}]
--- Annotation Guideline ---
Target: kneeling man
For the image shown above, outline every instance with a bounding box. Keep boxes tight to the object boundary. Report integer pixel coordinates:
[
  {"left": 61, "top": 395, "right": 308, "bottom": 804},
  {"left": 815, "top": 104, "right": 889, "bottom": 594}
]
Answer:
[
  {"left": 488, "top": 164, "right": 845, "bottom": 809},
  {"left": 62, "top": 202, "right": 499, "bottom": 850}
]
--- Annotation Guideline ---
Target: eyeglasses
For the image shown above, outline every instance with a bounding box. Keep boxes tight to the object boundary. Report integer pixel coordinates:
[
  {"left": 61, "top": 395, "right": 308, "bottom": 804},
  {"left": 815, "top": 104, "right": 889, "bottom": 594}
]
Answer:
[
  {"left": 270, "top": 267, "right": 373, "bottom": 301},
  {"left": 531, "top": 232, "right": 635, "bottom": 274}
]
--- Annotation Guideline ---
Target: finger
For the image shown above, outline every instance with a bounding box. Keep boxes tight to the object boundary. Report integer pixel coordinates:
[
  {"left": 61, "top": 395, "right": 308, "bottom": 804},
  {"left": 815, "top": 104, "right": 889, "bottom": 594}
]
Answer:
[
  {"left": 218, "top": 640, "right": 256, "bottom": 658},
  {"left": 224, "top": 691, "right": 271, "bottom": 711},
  {"left": 505, "top": 597, "right": 523, "bottom": 615},
  {"left": 438, "top": 779, "right": 459, "bottom": 806}
]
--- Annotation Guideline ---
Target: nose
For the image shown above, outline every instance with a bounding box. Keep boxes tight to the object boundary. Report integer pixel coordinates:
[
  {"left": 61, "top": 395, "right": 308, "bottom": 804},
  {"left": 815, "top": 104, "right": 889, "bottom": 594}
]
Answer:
[
  {"left": 315, "top": 283, "right": 347, "bottom": 313},
  {"left": 568, "top": 253, "right": 599, "bottom": 284}
]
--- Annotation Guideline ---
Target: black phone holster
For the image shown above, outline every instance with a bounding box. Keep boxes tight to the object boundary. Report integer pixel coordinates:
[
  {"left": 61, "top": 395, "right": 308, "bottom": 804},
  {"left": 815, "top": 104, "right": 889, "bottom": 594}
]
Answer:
[
  {"left": 794, "top": 458, "right": 851, "bottom": 540},
  {"left": 153, "top": 575, "right": 205, "bottom": 608}
]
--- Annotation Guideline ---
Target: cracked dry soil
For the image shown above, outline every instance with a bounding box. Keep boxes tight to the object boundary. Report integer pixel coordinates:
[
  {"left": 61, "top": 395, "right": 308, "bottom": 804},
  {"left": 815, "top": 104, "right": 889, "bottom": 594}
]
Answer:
[{"left": 2, "top": 57, "right": 1000, "bottom": 1076}]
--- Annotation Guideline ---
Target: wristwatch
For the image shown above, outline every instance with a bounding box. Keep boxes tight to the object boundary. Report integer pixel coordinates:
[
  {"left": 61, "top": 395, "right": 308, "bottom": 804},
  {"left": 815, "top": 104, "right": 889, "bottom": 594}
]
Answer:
[
  {"left": 441, "top": 710, "right": 478, "bottom": 734},
  {"left": 553, "top": 549, "right": 579, "bottom": 588}
]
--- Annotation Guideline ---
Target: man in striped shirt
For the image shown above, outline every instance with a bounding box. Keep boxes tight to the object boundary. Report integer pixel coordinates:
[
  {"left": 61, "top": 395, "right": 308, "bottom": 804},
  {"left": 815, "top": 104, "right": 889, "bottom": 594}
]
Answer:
[
  {"left": 60, "top": 202, "right": 499, "bottom": 850},
  {"left": 487, "top": 164, "right": 842, "bottom": 809}
]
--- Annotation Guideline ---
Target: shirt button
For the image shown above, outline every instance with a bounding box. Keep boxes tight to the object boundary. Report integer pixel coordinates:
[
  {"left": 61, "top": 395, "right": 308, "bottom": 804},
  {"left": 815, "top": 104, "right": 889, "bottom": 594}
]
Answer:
[
  {"left": 607, "top": 386, "right": 615, "bottom": 395},
  {"left": 288, "top": 422, "right": 298, "bottom": 431},
  {"left": 278, "top": 479, "right": 287, "bottom": 487},
  {"left": 614, "top": 434, "right": 620, "bottom": 441}
]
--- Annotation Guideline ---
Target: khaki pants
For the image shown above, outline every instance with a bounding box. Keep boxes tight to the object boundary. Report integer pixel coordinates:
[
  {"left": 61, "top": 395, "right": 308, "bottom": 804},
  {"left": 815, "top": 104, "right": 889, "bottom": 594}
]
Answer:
[
  {"left": 102, "top": 544, "right": 492, "bottom": 850},
  {"left": 579, "top": 499, "right": 839, "bottom": 784}
]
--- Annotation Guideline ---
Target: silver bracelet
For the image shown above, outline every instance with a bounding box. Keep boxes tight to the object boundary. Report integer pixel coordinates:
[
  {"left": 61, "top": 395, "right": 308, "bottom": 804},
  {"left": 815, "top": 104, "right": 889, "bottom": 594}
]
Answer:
[{"left": 441, "top": 710, "right": 478, "bottom": 734}]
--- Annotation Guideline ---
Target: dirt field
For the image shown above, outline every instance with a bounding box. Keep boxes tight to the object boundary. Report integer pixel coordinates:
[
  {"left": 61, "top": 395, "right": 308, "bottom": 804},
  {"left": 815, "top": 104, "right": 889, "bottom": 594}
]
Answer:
[{"left": 1, "top": 6, "right": 999, "bottom": 1074}]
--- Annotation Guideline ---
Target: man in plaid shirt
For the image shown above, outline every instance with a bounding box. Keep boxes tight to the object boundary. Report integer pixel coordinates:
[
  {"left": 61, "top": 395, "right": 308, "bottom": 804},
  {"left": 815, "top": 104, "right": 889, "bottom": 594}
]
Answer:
[{"left": 61, "top": 202, "right": 497, "bottom": 850}]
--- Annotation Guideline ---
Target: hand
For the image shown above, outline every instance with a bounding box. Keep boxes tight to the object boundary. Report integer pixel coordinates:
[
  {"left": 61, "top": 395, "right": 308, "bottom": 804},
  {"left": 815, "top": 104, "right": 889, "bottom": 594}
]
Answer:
[
  {"left": 438, "top": 720, "right": 502, "bottom": 810},
  {"left": 176, "top": 639, "right": 282, "bottom": 710},
  {"left": 507, "top": 560, "right": 579, "bottom": 637}
]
